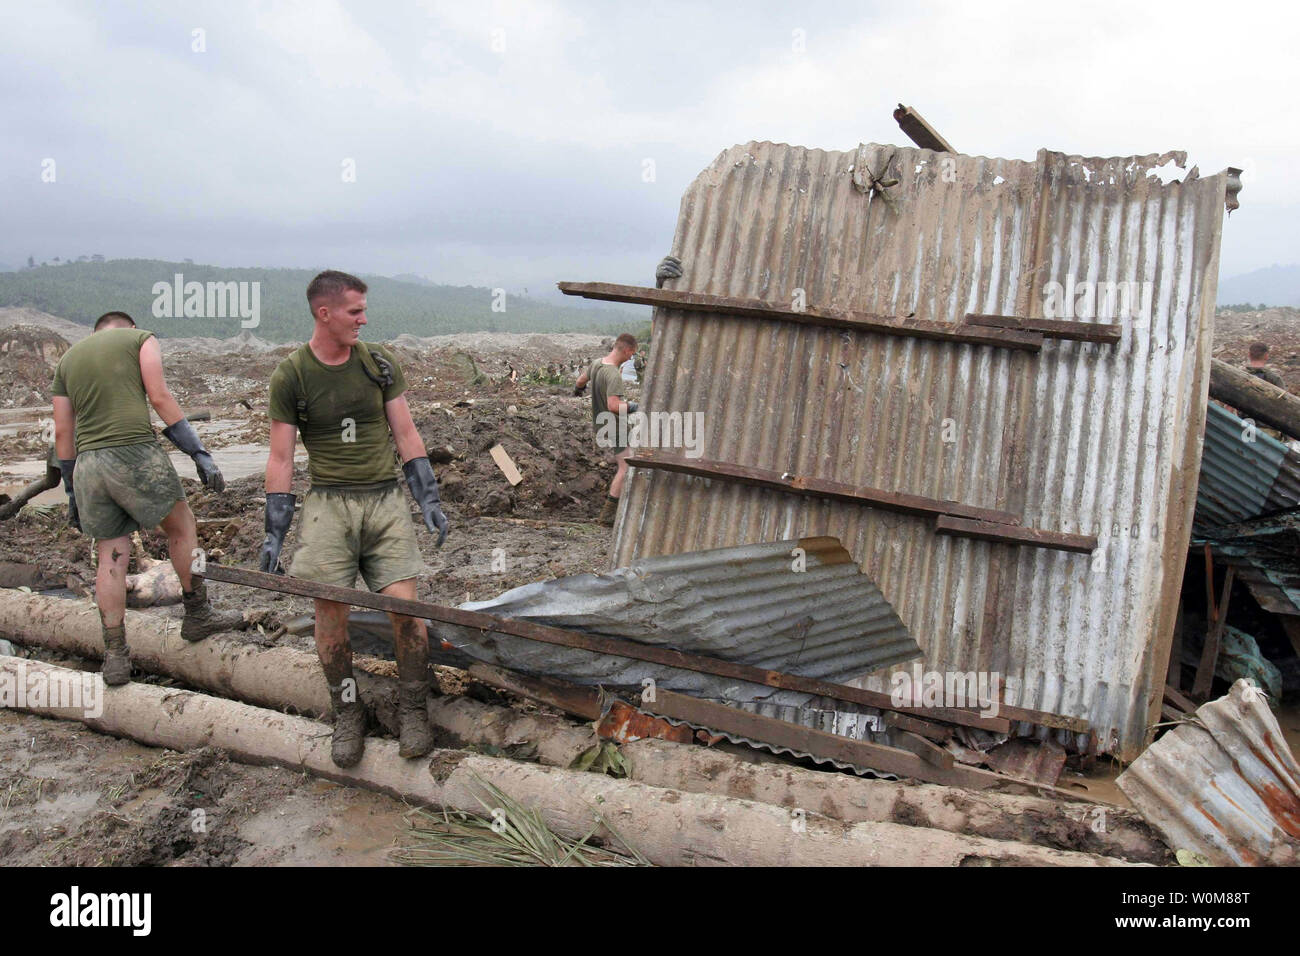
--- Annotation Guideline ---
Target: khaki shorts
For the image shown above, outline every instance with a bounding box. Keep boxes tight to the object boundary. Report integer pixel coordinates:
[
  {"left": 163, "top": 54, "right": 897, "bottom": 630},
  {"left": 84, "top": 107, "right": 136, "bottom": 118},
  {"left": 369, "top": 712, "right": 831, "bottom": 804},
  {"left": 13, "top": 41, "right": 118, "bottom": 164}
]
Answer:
[
  {"left": 74, "top": 441, "right": 185, "bottom": 540},
  {"left": 289, "top": 482, "right": 423, "bottom": 592}
]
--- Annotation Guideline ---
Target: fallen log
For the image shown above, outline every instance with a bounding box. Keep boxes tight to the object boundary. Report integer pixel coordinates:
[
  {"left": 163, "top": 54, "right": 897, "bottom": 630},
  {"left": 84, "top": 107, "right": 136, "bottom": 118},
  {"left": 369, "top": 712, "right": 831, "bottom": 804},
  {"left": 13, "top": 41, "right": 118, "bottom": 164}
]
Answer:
[
  {"left": 1209, "top": 358, "right": 1300, "bottom": 440},
  {"left": 0, "top": 655, "right": 1138, "bottom": 866},
  {"left": 0, "top": 591, "right": 1168, "bottom": 862}
]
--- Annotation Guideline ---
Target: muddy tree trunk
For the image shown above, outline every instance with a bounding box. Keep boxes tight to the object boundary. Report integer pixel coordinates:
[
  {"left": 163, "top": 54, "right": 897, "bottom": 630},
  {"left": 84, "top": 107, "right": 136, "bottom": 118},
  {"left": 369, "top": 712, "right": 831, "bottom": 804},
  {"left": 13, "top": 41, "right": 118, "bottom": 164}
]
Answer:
[
  {"left": 1209, "top": 358, "right": 1300, "bottom": 439},
  {"left": 0, "top": 591, "right": 1169, "bottom": 862},
  {"left": 0, "top": 655, "right": 1138, "bottom": 866}
]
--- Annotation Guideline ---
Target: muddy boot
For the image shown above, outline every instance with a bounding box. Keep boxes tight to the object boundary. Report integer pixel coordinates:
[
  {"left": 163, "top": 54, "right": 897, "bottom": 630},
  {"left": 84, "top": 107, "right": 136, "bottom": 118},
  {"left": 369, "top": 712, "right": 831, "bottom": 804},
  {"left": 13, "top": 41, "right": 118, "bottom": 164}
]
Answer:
[
  {"left": 398, "top": 679, "right": 434, "bottom": 759},
  {"left": 598, "top": 495, "right": 619, "bottom": 527},
  {"left": 180, "top": 577, "right": 243, "bottom": 642},
  {"left": 101, "top": 624, "right": 132, "bottom": 686},
  {"left": 329, "top": 681, "right": 367, "bottom": 768}
]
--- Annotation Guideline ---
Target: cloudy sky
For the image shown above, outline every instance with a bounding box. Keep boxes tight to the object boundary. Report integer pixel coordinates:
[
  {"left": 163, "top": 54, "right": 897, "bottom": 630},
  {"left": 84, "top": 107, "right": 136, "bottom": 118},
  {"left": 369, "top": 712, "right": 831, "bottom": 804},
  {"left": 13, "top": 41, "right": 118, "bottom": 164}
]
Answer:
[{"left": 2, "top": 0, "right": 1295, "bottom": 298}]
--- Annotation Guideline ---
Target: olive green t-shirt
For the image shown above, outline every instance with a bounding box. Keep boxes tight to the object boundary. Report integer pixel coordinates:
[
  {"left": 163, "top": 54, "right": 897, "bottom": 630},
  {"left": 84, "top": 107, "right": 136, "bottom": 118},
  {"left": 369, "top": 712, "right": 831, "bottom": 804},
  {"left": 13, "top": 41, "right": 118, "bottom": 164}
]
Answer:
[
  {"left": 588, "top": 360, "right": 626, "bottom": 438},
  {"left": 268, "top": 343, "right": 407, "bottom": 487},
  {"left": 1246, "top": 364, "right": 1287, "bottom": 390},
  {"left": 50, "top": 327, "right": 157, "bottom": 453}
]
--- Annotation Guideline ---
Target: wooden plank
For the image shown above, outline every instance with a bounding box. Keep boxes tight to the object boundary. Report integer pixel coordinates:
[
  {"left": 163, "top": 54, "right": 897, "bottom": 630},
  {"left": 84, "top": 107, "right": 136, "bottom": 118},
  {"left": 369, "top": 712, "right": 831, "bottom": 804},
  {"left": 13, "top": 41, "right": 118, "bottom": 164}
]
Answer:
[
  {"left": 558, "top": 282, "right": 1043, "bottom": 353},
  {"left": 1193, "top": 565, "right": 1235, "bottom": 700},
  {"left": 489, "top": 444, "right": 523, "bottom": 486},
  {"left": 1164, "top": 683, "right": 1198, "bottom": 716},
  {"left": 462, "top": 663, "right": 605, "bottom": 722},
  {"left": 892, "top": 104, "right": 956, "bottom": 153},
  {"left": 202, "top": 564, "right": 1012, "bottom": 733},
  {"left": 934, "top": 514, "right": 1097, "bottom": 555},
  {"left": 646, "top": 690, "right": 1003, "bottom": 790},
  {"left": 964, "top": 313, "right": 1122, "bottom": 345},
  {"left": 627, "top": 451, "right": 1021, "bottom": 526},
  {"left": 892, "top": 730, "right": 955, "bottom": 769},
  {"left": 883, "top": 711, "right": 953, "bottom": 743}
]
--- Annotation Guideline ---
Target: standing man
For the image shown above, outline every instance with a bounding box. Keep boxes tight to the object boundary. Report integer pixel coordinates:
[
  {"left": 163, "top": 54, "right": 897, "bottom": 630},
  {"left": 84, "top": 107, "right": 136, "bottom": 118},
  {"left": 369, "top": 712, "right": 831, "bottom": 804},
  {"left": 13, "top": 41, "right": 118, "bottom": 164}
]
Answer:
[
  {"left": 51, "top": 311, "right": 240, "bottom": 685},
  {"left": 574, "top": 333, "right": 638, "bottom": 526},
  {"left": 1245, "top": 342, "right": 1288, "bottom": 390},
  {"left": 259, "top": 270, "right": 448, "bottom": 768}
]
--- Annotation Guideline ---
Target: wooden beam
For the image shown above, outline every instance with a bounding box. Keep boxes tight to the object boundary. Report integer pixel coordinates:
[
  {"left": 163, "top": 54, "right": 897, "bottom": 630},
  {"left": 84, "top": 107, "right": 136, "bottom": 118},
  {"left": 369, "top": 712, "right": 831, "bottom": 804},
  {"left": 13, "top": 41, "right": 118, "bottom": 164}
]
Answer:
[
  {"left": 1193, "top": 565, "right": 1235, "bottom": 700},
  {"left": 558, "top": 282, "right": 1043, "bottom": 352},
  {"left": 646, "top": 689, "right": 1005, "bottom": 789},
  {"left": 1209, "top": 358, "right": 1300, "bottom": 441},
  {"left": 892, "top": 104, "right": 955, "bottom": 153},
  {"left": 627, "top": 451, "right": 1021, "bottom": 526},
  {"left": 965, "top": 313, "right": 1122, "bottom": 345},
  {"left": 934, "top": 515, "right": 1098, "bottom": 555},
  {"left": 201, "top": 564, "right": 1012, "bottom": 734},
  {"left": 1163, "top": 683, "right": 1198, "bottom": 716}
]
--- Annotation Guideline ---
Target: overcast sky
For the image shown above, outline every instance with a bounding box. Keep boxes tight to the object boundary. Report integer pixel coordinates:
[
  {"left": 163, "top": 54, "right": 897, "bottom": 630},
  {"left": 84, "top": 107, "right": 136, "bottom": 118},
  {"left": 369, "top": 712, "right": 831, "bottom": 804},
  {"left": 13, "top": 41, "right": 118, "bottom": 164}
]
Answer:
[{"left": 1, "top": 0, "right": 1295, "bottom": 299}]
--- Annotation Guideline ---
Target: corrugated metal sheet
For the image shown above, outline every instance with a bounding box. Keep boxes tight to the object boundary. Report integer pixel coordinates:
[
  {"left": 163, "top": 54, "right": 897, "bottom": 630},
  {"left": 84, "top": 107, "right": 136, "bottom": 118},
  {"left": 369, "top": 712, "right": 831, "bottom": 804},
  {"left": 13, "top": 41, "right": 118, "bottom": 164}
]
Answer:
[
  {"left": 614, "top": 141, "right": 1231, "bottom": 759},
  {"left": 1194, "top": 401, "right": 1300, "bottom": 534},
  {"left": 430, "top": 536, "right": 919, "bottom": 707},
  {"left": 1117, "top": 679, "right": 1300, "bottom": 866},
  {"left": 1198, "top": 511, "right": 1300, "bottom": 618}
]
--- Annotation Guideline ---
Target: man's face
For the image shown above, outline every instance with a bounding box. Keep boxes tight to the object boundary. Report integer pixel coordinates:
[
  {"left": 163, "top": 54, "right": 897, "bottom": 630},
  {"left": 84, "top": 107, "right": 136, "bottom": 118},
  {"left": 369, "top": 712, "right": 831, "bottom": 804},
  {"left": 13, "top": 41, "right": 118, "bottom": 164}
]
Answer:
[{"left": 316, "top": 289, "right": 367, "bottom": 346}]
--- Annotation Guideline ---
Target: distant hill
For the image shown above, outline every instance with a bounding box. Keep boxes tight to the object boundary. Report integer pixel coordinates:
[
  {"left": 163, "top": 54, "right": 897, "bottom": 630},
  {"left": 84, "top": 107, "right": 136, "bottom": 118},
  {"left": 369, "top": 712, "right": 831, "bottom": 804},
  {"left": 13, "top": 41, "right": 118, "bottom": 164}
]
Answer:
[
  {"left": 1217, "top": 264, "right": 1300, "bottom": 309},
  {"left": 0, "top": 260, "right": 630, "bottom": 342}
]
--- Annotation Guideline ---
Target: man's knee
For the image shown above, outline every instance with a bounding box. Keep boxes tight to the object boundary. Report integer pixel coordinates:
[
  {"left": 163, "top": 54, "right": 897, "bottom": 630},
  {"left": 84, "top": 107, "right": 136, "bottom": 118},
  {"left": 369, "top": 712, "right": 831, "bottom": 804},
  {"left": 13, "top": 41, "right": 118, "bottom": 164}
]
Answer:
[{"left": 160, "top": 498, "right": 194, "bottom": 534}]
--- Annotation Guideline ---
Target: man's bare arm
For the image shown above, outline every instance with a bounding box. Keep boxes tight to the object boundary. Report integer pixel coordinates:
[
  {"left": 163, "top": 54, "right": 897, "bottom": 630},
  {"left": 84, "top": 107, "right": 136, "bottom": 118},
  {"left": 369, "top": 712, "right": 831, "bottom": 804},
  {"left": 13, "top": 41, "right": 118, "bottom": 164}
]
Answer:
[
  {"left": 265, "top": 420, "right": 297, "bottom": 494},
  {"left": 384, "top": 394, "right": 427, "bottom": 462},
  {"left": 138, "top": 337, "right": 184, "bottom": 426},
  {"left": 52, "top": 396, "right": 76, "bottom": 460}
]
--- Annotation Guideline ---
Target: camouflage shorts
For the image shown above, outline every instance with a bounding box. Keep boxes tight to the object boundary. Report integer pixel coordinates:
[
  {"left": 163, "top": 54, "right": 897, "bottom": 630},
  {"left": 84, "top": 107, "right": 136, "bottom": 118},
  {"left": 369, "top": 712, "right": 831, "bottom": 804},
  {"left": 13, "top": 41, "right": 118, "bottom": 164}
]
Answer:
[
  {"left": 74, "top": 441, "right": 185, "bottom": 540},
  {"left": 289, "top": 482, "right": 423, "bottom": 592}
]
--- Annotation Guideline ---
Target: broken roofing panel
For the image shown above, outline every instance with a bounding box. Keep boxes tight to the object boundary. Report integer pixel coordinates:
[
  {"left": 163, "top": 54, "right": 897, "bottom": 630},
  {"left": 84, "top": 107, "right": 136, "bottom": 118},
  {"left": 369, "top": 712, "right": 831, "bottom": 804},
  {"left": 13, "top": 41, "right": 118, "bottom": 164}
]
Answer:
[
  {"left": 1117, "top": 679, "right": 1300, "bottom": 866},
  {"left": 430, "top": 536, "right": 919, "bottom": 708},
  {"left": 613, "top": 140, "right": 1233, "bottom": 759},
  {"left": 1194, "top": 401, "right": 1300, "bottom": 535}
]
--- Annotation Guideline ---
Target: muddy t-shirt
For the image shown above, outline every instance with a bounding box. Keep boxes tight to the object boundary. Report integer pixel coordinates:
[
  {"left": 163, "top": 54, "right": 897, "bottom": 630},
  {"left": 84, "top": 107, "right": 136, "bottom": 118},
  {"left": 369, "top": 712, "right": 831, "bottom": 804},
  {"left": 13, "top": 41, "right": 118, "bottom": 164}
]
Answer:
[
  {"left": 268, "top": 343, "right": 407, "bottom": 486},
  {"left": 50, "top": 328, "right": 157, "bottom": 453},
  {"left": 588, "top": 360, "right": 626, "bottom": 439}
]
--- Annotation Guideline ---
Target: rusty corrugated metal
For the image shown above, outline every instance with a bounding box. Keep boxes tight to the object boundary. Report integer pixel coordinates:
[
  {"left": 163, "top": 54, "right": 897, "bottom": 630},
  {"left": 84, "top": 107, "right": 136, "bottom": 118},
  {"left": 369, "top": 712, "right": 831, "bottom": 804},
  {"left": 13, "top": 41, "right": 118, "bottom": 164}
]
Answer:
[
  {"left": 1194, "top": 401, "right": 1300, "bottom": 534},
  {"left": 431, "top": 536, "right": 919, "bottom": 705},
  {"left": 613, "top": 140, "right": 1230, "bottom": 759},
  {"left": 1117, "top": 679, "right": 1300, "bottom": 866}
]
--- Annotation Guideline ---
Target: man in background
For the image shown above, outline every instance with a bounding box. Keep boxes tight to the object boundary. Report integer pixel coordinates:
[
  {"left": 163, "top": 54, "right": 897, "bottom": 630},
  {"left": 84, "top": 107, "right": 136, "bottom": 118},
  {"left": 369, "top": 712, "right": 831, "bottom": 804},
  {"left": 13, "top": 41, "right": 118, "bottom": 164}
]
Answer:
[
  {"left": 1245, "top": 341, "right": 1287, "bottom": 390},
  {"left": 259, "top": 270, "right": 448, "bottom": 769},
  {"left": 574, "top": 333, "right": 638, "bottom": 526},
  {"left": 51, "top": 311, "right": 241, "bottom": 685}
]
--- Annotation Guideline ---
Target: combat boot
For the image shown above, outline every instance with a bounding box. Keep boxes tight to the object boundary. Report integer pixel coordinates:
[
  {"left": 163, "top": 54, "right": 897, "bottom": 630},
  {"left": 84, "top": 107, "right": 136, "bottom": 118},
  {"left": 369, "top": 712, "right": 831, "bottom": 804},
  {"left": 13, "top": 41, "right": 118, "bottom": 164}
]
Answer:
[
  {"left": 329, "top": 681, "right": 367, "bottom": 768},
  {"left": 180, "top": 577, "right": 243, "bottom": 642},
  {"left": 397, "top": 679, "right": 434, "bottom": 758},
  {"left": 101, "top": 624, "right": 131, "bottom": 686}
]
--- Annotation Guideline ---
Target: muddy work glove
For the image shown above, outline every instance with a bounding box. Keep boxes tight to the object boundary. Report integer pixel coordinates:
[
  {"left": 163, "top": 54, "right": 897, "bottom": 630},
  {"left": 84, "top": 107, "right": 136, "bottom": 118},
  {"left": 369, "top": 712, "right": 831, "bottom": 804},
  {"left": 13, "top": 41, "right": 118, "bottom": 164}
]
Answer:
[
  {"left": 259, "top": 493, "right": 296, "bottom": 574},
  {"left": 162, "top": 418, "right": 225, "bottom": 492},
  {"left": 573, "top": 382, "right": 587, "bottom": 397},
  {"left": 655, "top": 254, "right": 683, "bottom": 288},
  {"left": 59, "top": 458, "right": 80, "bottom": 532},
  {"left": 403, "top": 457, "right": 448, "bottom": 547}
]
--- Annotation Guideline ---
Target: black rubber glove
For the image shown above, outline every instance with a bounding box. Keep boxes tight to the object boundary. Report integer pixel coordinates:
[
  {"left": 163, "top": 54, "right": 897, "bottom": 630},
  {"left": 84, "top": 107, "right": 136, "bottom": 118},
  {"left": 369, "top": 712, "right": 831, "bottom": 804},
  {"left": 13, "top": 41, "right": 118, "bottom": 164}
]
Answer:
[
  {"left": 162, "top": 418, "right": 225, "bottom": 492},
  {"left": 573, "top": 383, "right": 587, "bottom": 397},
  {"left": 402, "top": 457, "right": 448, "bottom": 547},
  {"left": 59, "top": 458, "right": 80, "bottom": 532},
  {"left": 655, "top": 254, "right": 683, "bottom": 288},
  {"left": 259, "top": 493, "right": 296, "bottom": 574},
  {"left": 626, "top": 401, "right": 640, "bottom": 415}
]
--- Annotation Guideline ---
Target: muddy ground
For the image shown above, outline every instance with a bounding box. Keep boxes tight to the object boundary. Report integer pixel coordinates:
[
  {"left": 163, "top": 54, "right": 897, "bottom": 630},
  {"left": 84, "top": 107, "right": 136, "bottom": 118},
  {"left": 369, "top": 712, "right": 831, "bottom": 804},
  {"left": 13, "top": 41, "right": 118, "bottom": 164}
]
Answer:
[{"left": 2, "top": 307, "right": 1298, "bottom": 867}]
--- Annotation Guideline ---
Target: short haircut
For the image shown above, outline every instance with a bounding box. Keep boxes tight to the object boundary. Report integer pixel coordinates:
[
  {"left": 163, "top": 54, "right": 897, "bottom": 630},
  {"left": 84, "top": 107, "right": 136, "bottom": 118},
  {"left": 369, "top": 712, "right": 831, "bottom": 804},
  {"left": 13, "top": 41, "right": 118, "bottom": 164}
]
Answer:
[
  {"left": 94, "top": 311, "right": 136, "bottom": 330},
  {"left": 306, "top": 270, "right": 367, "bottom": 312},
  {"left": 615, "top": 333, "right": 637, "bottom": 351},
  {"left": 1249, "top": 342, "right": 1270, "bottom": 360}
]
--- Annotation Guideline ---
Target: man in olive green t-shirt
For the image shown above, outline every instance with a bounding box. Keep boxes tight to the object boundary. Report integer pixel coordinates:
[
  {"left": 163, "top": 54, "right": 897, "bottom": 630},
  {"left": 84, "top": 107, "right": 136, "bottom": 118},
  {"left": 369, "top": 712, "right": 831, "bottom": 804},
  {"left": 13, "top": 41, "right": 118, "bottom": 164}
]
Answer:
[
  {"left": 1245, "top": 341, "right": 1288, "bottom": 390},
  {"left": 574, "top": 332, "right": 638, "bottom": 526},
  {"left": 51, "top": 311, "right": 241, "bottom": 687},
  {"left": 260, "top": 270, "right": 448, "bottom": 768}
]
